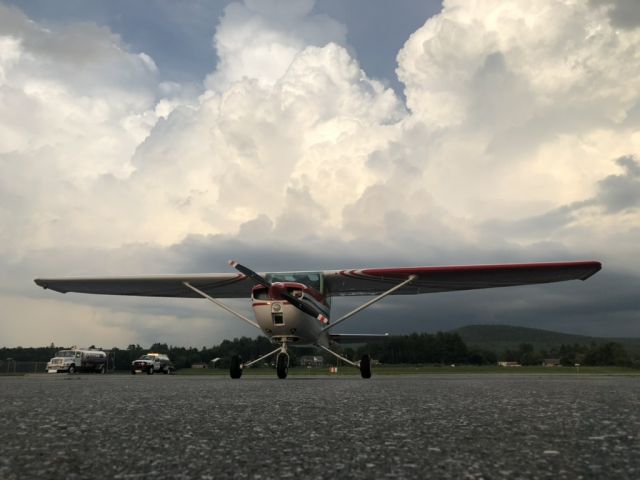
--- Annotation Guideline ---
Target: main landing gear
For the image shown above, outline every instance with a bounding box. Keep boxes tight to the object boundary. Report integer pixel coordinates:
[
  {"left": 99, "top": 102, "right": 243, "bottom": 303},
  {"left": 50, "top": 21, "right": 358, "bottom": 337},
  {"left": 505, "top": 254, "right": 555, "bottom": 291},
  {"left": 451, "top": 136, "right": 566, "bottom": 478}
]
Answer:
[
  {"left": 230, "top": 355, "right": 242, "bottom": 379},
  {"left": 317, "top": 344, "right": 373, "bottom": 379},
  {"left": 229, "top": 341, "right": 291, "bottom": 379},
  {"left": 359, "top": 354, "right": 371, "bottom": 379},
  {"left": 229, "top": 345, "right": 372, "bottom": 379}
]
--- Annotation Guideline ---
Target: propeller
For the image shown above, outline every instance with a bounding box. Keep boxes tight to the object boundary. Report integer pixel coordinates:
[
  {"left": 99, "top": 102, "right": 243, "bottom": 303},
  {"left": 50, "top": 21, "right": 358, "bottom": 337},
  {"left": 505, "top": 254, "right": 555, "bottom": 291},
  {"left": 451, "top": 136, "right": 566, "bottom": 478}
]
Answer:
[
  {"left": 229, "top": 260, "right": 328, "bottom": 324},
  {"left": 229, "top": 260, "right": 270, "bottom": 288}
]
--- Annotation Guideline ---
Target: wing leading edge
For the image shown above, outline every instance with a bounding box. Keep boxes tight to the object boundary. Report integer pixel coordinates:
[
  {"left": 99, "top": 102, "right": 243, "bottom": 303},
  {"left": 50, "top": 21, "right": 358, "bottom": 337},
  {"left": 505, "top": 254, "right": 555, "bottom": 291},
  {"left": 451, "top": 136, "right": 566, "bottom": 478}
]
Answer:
[{"left": 323, "top": 261, "right": 602, "bottom": 297}]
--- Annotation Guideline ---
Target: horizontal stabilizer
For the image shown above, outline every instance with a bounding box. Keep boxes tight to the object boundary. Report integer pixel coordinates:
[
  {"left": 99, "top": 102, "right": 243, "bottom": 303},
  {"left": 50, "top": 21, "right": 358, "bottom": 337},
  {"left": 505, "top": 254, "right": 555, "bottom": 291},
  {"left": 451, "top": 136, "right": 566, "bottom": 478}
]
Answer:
[{"left": 330, "top": 333, "right": 389, "bottom": 344}]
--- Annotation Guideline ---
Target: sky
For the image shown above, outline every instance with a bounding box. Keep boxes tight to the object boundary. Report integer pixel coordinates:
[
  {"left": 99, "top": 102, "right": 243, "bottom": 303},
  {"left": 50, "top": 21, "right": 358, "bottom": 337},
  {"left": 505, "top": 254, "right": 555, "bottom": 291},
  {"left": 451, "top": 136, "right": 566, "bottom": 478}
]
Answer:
[{"left": 1, "top": 0, "right": 639, "bottom": 348}]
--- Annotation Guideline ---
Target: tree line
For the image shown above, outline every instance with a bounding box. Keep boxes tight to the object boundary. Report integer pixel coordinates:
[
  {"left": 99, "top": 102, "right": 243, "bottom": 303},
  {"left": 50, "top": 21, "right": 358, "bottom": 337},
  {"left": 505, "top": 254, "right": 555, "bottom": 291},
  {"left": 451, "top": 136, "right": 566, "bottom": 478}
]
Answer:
[{"left": 1, "top": 333, "right": 638, "bottom": 369}]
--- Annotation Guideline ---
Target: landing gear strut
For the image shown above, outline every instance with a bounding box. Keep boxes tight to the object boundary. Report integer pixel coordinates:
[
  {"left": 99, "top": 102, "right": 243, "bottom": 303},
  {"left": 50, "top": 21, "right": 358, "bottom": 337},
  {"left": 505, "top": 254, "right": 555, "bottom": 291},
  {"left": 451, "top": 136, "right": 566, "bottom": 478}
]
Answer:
[
  {"left": 229, "top": 340, "right": 290, "bottom": 379},
  {"left": 317, "top": 344, "right": 373, "bottom": 379}
]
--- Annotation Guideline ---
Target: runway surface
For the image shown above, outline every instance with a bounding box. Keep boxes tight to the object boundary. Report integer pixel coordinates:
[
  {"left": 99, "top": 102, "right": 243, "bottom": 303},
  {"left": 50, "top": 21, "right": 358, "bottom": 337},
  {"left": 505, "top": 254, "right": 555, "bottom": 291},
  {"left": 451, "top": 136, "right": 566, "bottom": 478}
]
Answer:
[{"left": 1, "top": 374, "right": 639, "bottom": 479}]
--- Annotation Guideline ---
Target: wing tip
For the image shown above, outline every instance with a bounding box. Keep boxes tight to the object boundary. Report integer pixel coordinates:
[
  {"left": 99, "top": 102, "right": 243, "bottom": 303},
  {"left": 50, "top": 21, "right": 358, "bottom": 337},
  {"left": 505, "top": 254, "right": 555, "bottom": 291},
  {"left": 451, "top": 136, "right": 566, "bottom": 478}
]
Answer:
[
  {"left": 34, "top": 278, "right": 68, "bottom": 293},
  {"left": 580, "top": 261, "right": 602, "bottom": 281}
]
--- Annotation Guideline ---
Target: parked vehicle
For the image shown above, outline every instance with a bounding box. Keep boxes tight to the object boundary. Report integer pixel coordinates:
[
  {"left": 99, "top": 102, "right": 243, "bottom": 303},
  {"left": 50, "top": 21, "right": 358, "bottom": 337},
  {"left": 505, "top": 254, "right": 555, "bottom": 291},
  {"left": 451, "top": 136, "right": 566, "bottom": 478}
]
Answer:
[
  {"left": 131, "top": 353, "right": 174, "bottom": 375},
  {"left": 47, "top": 349, "right": 107, "bottom": 373}
]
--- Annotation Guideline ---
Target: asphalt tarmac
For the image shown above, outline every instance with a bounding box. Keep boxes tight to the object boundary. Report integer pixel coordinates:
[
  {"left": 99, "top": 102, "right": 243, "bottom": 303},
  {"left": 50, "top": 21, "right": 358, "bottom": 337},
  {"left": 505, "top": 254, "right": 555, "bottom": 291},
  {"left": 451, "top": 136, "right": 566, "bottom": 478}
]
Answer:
[{"left": 1, "top": 374, "right": 639, "bottom": 479}]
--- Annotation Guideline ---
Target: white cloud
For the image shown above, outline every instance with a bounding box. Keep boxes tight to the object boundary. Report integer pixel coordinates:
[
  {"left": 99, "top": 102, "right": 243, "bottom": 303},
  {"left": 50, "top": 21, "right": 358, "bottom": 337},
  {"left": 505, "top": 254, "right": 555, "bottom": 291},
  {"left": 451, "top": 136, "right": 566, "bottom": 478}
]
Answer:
[
  {"left": 205, "top": 0, "right": 346, "bottom": 91},
  {"left": 397, "top": 0, "right": 640, "bottom": 228},
  {"left": 1, "top": 0, "right": 640, "bottom": 345}
]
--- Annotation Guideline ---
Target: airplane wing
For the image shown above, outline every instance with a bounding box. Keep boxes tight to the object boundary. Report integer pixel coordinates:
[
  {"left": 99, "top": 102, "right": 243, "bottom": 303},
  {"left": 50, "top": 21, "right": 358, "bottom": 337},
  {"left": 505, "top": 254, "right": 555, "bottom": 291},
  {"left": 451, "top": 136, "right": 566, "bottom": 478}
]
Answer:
[
  {"left": 34, "top": 273, "right": 254, "bottom": 299},
  {"left": 323, "top": 261, "right": 601, "bottom": 297},
  {"left": 35, "top": 261, "right": 601, "bottom": 299}
]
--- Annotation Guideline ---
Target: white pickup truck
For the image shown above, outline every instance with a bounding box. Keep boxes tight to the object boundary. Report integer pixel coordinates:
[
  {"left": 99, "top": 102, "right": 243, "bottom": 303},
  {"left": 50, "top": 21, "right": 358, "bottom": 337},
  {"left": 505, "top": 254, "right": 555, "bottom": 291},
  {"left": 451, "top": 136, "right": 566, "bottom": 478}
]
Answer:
[
  {"left": 47, "top": 349, "right": 107, "bottom": 374},
  {"left": 131, "top": 353, "right": 174, "bottom": 375}
]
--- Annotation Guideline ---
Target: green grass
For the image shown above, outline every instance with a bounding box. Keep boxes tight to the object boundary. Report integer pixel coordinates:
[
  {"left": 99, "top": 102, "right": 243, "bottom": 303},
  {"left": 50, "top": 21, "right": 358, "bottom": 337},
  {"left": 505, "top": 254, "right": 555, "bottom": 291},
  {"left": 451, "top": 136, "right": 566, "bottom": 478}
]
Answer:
[
  {"left": 175, "top": 365, "right": 640, "bottom": 376},
  {"left": 2, "top": 365, "right": 638, "bottom": 376}
]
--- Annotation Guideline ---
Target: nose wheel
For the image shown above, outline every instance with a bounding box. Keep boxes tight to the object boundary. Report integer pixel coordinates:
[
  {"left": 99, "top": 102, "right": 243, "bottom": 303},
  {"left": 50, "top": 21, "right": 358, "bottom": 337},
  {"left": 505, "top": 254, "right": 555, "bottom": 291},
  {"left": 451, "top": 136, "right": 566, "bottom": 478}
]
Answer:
[{"left": 276, "top": 352, "right": 289, "bottom": 379}]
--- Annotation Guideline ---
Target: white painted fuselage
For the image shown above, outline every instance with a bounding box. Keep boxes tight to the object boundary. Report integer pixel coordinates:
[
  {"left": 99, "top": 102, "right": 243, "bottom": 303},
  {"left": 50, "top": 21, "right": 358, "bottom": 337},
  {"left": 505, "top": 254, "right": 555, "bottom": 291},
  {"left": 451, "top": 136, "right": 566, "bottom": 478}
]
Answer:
[{"left": 251, "top": 282, "right": 331, "bottom": 347}]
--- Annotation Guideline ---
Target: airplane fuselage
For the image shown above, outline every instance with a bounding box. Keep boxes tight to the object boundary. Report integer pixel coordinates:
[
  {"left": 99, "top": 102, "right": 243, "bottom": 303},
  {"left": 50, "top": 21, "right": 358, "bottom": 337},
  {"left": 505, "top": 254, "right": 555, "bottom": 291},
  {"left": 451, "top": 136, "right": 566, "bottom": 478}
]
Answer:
[{"left": 251, "top": 281, "right": 331, "bottom": 346}]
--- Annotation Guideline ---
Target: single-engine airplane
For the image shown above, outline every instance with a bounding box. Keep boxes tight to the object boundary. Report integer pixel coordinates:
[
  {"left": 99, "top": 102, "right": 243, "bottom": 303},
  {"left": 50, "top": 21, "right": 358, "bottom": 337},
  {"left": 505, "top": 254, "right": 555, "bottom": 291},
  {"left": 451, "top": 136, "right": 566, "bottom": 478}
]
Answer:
[{"left": 35, "top": 260, "right": 601, "bottom": 379}]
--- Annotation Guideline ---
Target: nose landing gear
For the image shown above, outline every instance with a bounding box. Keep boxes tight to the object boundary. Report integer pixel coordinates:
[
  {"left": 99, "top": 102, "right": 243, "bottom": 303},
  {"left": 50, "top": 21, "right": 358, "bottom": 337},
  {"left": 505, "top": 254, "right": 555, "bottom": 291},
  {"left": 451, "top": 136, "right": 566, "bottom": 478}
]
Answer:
[{"left": 276, "top": 351, "right": 289, "bottom": 379}]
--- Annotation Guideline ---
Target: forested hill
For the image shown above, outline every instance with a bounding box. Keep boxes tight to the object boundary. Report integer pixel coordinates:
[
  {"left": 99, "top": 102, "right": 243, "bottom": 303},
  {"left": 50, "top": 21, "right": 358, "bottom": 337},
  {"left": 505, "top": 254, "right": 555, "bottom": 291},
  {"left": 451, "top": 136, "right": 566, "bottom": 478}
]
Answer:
[{"left": 454, "top": 325, "right": 640, "bottom": 355}]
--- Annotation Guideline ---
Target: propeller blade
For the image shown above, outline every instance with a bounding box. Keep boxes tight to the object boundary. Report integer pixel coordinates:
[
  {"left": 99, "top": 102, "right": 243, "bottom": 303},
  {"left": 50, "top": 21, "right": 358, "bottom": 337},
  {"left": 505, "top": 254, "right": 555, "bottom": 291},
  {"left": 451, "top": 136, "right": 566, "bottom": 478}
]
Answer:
[
  {"left": 229, "top": 260, "right": 271, "bottom": 288},
  {"left": 280, "top": 292, "right": 328, "bottom": 324}
]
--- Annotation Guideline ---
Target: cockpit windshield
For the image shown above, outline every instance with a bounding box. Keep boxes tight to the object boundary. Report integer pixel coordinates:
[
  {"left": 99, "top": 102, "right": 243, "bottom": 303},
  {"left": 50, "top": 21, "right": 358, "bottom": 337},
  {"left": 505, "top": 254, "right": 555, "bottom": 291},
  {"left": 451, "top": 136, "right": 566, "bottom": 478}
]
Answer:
[
  {"left": 265, "top": 272, "right": 323, "bottom": 292},
  {"left": 140, "top": 355, "right": 155, "bottom": 360},
  {"left": 57, "top": 351, "right": 76, "bottom": 357}
]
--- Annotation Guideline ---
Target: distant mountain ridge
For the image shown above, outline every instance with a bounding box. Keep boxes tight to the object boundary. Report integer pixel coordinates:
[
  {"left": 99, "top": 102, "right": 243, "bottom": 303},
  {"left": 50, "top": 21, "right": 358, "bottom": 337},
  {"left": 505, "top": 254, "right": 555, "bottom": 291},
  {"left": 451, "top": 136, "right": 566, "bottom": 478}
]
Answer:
[{"left": 453, "top": 325, "right": 640, "bottom": 355}]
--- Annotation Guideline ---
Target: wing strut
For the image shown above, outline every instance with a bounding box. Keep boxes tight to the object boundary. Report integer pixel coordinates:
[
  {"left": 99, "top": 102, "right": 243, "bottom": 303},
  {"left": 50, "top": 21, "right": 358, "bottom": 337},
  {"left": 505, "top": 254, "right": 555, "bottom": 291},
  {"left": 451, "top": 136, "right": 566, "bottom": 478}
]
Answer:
[
  {"left": 183, "top": 282, "right": 261, "bottom": 330},
  {"left": 321, "top": 275, "right": 417, "bottom": 333}
]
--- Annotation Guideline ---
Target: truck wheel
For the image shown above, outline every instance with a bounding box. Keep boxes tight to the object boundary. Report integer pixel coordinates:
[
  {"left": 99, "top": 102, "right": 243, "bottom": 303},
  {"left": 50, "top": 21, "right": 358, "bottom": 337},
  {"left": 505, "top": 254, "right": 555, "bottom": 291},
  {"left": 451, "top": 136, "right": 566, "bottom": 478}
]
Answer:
[
  {"left": 147, "top": 366, "right": 154, "bottom": 375},
  {"left": 163, "top": 366, "right": 169, "bottom": 374},
  {"left": 131, "top": 369, "right": 136, "bottom": 375},
  {"left": 98, "top": 364, "right": 106, "bottom": 374},
  {"left": 68, "top": 364, "right": 76, "bottom": 374}
]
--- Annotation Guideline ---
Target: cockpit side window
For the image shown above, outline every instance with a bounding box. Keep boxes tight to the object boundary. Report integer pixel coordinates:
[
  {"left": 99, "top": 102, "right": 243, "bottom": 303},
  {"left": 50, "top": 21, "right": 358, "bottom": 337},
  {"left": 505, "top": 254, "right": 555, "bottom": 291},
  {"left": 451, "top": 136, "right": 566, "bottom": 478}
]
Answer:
[{"left": 265, "top": 272, "right": 324, "bottom": 293}]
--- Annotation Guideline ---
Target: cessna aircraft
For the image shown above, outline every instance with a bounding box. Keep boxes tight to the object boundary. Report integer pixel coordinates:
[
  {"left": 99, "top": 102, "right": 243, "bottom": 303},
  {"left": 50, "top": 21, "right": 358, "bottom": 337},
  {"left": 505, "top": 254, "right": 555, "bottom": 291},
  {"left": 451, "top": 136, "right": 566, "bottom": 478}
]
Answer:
[{"left": 34, "top": 260, "right": 601, "bottom": 379}]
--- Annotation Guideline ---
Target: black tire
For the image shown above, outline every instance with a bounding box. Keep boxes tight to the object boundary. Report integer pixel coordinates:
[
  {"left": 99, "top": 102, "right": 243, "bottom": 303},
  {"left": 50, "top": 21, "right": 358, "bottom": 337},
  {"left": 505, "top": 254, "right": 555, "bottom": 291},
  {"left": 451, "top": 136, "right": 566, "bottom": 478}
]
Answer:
[
  {"left": 276, "top": 353, "right": 289, "bottom": 379},
  {"left": 147, "top": 366, "right": 154, "bottom": 375},
  {"left": 163, "top": 366, "right": 170, "bottom": 374},
  {"left": 360, "top": 354, "right": 372, "bottom": 379},
  {"left": 68, "top": 364, "right": 76, "bottom": 374},
  {"left": 230, "top": 355, "right": 242, "bottom": 379},
  {"left": 98, "top": 364, "right": 106, "bottom": 374},
  {"left": 131, "top": 369, "right": 136, "bottom": 375}
]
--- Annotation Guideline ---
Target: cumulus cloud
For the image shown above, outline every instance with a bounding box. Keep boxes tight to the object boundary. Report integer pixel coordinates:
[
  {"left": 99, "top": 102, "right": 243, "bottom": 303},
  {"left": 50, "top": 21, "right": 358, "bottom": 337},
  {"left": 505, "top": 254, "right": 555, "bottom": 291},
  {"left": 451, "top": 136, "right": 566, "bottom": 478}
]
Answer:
[
  {"left": 1, "top": 0, "right": 640, "bottom": 346},
  {"left": 205, "top": 0, "right": 347, "bottom": 91}
]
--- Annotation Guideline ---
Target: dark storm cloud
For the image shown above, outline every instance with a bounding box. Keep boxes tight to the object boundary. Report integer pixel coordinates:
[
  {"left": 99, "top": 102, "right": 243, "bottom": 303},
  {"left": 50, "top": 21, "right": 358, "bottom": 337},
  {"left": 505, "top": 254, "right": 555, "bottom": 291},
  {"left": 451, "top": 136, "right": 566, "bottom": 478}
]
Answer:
[
  {"left": 482, "top": 155, "right": 640, "bottom": 239},
  {"left": 332, "top": 270, "right": 640, "bottom": 338},
  {"left": 595, "top": 156, "right": 640, "bottom": 213},
  {"left": 592, "top": 0, "right": 640, "bottom": 30}
]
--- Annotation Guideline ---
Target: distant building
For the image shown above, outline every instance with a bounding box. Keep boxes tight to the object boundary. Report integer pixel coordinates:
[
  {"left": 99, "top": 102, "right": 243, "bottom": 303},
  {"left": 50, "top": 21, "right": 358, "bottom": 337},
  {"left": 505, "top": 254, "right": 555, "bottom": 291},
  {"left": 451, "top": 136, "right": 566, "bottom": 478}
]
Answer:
[
  {"left": 497, "top": 361, "right": 521, "bottom": 367},
  {"left": 542, "top": 358, "right": 561, "bottom": 367},
  {"left": 299, "top": 355, "right": 323, "bottom": 367}
]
